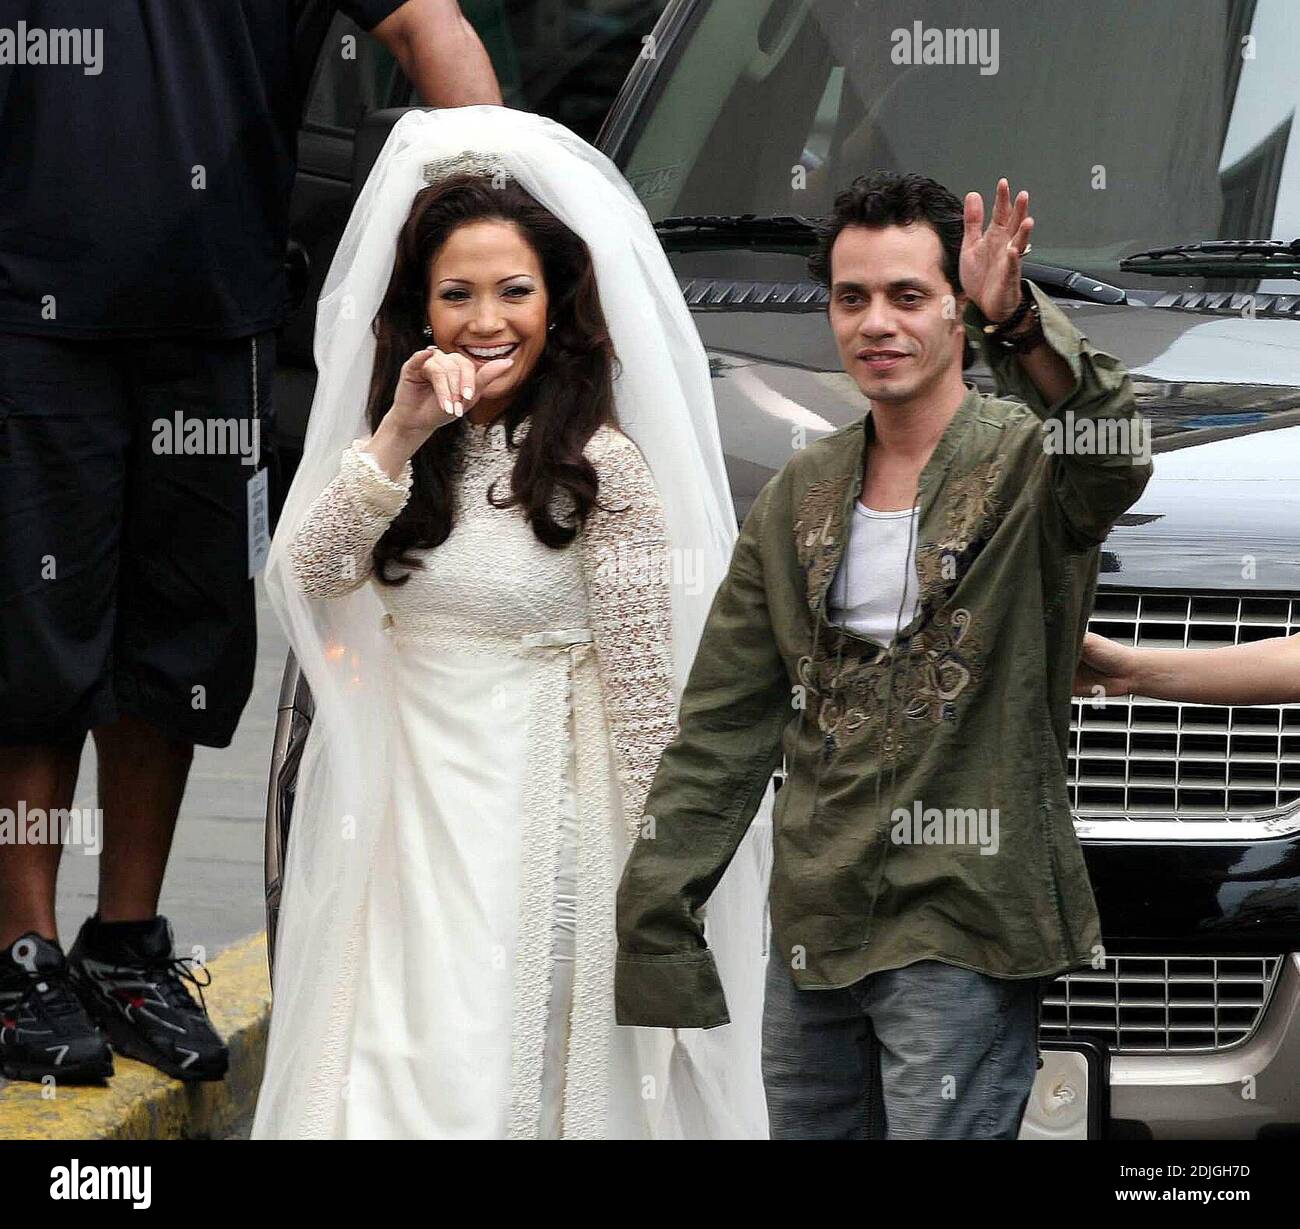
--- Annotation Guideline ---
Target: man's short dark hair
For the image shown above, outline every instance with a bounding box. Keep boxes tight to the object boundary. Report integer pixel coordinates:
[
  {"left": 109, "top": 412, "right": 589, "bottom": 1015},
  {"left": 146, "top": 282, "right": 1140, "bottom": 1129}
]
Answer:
[
  {"left": 809, "top": 170, "right": 964, "bottom": 288},
  {"left": 809, "top": 171, "right": 974, "bottom": 367}
]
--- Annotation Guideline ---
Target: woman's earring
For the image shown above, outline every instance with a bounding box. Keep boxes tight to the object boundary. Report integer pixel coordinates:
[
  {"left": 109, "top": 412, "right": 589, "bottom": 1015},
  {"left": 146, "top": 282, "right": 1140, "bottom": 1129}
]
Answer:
[
  {"left": 547, "top": 321, "right": 556, "bottom": 332},
  {"left": 422, "top": 324, "right": 433, "bottom": 339}
]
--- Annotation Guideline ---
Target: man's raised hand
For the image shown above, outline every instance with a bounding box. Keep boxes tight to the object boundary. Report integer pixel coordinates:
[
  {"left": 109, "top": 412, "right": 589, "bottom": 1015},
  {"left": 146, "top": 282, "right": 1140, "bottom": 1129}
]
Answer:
[{"left": 960, "top": 178, "right": 1033, "bottom": 324}]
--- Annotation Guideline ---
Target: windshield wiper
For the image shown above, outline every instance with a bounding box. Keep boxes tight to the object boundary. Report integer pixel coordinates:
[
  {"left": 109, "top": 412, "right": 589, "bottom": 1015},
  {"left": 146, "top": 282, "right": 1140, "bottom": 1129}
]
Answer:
[
  {"left": 1120, "top": 239, "right": 1300, "bottom": 278},
  {"left": 1021, "top": 262, "right": 1126, "bottom": 304},
  {"left": 654, "top": 214, "right": 819, "bottom": 252}
]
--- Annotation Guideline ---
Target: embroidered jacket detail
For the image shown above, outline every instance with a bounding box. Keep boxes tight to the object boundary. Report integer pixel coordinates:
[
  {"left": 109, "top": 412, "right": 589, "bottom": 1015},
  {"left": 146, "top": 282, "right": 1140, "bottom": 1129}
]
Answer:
[
  {"left": 915, "top": 455, "right": 1005, "bottom": 609},
  {"left": 791, "top": 442, "right": 1005, "bottom": 763},
  {"left": 796, "top": 605, "right": 979, "bottom": 762},
  {"left": 792, "top": 476, "right": 845, "bottom": 617}
]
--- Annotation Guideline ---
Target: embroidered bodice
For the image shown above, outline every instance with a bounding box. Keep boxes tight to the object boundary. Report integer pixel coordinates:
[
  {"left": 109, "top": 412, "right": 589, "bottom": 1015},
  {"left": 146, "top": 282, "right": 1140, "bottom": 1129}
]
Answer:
[{"left": 288, "top": 415, "right": 679, "bottom": 829}]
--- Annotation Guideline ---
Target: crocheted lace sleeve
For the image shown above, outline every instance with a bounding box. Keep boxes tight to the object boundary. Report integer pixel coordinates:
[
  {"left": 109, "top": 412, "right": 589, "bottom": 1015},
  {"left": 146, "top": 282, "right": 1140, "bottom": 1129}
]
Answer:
[
  {"left": 288, "top": 439, "right": 413, "bottom": 598},
  {"left": 579, "top": 428, "right": 680, "bottom": 842}
]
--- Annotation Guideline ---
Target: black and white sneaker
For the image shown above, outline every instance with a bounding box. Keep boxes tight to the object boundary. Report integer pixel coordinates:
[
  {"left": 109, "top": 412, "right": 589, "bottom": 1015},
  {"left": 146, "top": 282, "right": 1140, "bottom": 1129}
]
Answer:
[
  {"left": 0, "top": 932, "right": 114, "bottom": 1084},
  {"left": 68, "top": 915, "right": 229, "bottom": 1082}
]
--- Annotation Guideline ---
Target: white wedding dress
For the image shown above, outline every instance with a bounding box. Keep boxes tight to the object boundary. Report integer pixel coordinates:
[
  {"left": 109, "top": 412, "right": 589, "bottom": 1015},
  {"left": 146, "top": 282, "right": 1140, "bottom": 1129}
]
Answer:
[
  {"left": 253, "top": 414, "right": 690, "bottom": 1139},
  {"left": 254, "top": 105, "right": 774, "bottom": 1143}
]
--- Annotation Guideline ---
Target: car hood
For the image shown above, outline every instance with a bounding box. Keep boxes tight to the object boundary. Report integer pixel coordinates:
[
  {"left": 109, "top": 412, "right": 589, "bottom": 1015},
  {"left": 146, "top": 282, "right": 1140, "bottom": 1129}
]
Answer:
[{"left": 676, "top": 254, "right": 1300, "bottom": 591}]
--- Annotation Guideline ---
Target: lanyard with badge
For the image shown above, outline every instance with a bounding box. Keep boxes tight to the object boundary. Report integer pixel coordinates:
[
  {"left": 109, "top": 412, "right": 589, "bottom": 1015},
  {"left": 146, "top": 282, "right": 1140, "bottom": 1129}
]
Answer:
[{"left": 247, "top": 335, "right": 272, "bottom": 576}]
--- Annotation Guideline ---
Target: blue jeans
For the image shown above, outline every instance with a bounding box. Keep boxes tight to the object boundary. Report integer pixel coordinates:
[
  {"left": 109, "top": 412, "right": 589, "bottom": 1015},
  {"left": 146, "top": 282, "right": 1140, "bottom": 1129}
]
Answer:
[{"left": 762, "top": 954, "right": 1043, "bottom": 1139}]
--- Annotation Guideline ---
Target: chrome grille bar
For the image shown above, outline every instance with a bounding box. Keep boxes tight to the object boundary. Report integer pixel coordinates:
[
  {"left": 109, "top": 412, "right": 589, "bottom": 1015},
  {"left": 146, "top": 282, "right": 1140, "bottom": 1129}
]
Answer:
[
  {"left": 1040, "top": 954, "right": 1282, "bottom": 1053},
  {"left": 1071, "top": 591, "right": 1300, "bottom": 821}
]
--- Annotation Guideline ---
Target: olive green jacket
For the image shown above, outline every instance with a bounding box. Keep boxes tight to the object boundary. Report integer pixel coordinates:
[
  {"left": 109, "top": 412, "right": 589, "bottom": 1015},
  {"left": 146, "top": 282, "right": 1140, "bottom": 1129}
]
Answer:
[{"left": 614, "top": 283, "right": 1153, "bottom": 1028}]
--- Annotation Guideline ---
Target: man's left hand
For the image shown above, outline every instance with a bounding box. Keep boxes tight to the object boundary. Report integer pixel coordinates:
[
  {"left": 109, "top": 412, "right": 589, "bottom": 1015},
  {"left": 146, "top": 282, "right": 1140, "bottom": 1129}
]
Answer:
[{"left": 960, "top": 178, "right": 1033, "bottom": 323}]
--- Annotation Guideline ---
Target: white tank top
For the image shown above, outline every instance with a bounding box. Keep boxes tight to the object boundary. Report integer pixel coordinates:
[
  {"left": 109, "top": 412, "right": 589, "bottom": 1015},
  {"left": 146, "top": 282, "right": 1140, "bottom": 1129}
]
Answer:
[{"left": 826, "top": 500, "right": 921, "bottom": 647}]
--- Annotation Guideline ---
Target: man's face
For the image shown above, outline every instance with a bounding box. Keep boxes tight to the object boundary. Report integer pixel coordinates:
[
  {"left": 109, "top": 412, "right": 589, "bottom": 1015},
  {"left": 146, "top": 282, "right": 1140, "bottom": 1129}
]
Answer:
[{"left": 827, "top": 223, "right": 966, "bottom": 406}]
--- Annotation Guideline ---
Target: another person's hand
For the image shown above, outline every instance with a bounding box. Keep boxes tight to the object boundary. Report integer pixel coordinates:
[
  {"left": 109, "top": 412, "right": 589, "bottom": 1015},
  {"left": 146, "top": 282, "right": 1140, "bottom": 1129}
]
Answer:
[
  {"left": 960, "top": 178, "right": 1033, "bottom": 323},
  {"left": 1073, "top": 632, "right": 1137, "bottom": 698},
  {"left": 367, "top": 344, "right": 514, "bottom": 478}
]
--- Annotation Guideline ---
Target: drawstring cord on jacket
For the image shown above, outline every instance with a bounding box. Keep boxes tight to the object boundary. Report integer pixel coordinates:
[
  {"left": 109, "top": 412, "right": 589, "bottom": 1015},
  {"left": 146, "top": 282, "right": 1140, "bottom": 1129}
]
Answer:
[{"left": 861, "top": 489, "right": 921, "bottom": 947}]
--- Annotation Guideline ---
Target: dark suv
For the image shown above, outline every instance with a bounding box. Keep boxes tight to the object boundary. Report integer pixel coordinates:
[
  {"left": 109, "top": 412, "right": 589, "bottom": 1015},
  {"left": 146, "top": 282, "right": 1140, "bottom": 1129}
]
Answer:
[{"left": 268, "top": 0, "right": 1300, "bottom": 1139}]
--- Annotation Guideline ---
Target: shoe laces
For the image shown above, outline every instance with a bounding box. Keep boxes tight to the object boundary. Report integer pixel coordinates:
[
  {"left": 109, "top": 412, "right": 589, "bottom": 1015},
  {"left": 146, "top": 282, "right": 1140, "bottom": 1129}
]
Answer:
[{"left": 137, "top": 954, "right": 213, "bottom": 1017}]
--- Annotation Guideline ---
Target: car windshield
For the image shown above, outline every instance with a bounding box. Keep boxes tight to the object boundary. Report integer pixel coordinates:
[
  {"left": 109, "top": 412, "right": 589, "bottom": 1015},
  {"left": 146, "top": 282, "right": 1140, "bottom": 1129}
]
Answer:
[{"left": 618, "top": 0, "right": 1300, "bottom": 291}]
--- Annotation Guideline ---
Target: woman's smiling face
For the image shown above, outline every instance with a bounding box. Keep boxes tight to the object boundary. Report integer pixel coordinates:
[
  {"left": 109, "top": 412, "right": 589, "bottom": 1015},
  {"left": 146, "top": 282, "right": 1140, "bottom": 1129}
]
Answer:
[{"left": 425, "top": 219, "right": 549, "bottom": 411}]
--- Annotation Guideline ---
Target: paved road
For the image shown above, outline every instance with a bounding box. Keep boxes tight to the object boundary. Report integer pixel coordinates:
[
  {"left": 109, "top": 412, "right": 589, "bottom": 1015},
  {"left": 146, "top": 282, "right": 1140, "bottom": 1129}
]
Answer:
[{"left": 54, "top": 578, "right": 288, "bottom": 964}]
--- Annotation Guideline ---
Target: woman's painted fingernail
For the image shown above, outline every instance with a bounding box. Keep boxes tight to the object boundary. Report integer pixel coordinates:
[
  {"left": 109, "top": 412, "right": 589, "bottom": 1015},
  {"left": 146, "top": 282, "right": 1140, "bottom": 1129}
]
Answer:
[
  {"left": 454, "top": 401, "right": 463, "bottom": 416},
  {"left": 463, "top": 386, "right": 474, "bottom": 399},
  {"left": 443, "top": 399, "right": 455, "bottom": 415}
]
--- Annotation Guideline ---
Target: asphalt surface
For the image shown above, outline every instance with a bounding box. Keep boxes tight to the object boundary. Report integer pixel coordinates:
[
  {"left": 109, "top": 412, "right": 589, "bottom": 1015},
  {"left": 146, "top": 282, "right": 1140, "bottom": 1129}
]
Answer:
[{"left": 53, "top": 578, "right": 288, "bottom": 965}]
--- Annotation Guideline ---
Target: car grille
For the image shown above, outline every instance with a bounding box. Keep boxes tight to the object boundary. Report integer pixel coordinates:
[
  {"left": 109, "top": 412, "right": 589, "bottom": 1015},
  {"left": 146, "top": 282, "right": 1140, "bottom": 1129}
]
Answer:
[
  {"left": 1070, "top": 591, "right": 1300, "bottom": 820},
  {"left": 1041, "top": 955, "right": 1282, "bottom": 1053}
]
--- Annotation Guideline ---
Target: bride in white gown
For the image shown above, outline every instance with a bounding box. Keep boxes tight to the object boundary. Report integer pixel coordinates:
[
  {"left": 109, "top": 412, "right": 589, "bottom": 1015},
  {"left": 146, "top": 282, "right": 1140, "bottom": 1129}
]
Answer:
[{"left": 251, "top": 107, "right": 772, "bottom": 1140}]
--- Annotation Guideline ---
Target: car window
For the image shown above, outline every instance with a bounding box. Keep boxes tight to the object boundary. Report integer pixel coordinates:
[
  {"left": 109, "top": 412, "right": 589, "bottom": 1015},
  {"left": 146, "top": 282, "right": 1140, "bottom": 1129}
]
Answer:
[
  {"left": 620, "top": 0, "right": 1300, "bottom": 294},
  {"left": 303, "top": 11, "right": 399, "bottom": 137}
]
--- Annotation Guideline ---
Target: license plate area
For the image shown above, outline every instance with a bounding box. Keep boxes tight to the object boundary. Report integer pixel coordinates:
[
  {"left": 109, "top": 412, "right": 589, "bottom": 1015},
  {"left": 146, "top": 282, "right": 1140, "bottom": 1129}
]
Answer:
[{"left": 1018, "top": 1039, "right": 1109, "bottom": 1139}]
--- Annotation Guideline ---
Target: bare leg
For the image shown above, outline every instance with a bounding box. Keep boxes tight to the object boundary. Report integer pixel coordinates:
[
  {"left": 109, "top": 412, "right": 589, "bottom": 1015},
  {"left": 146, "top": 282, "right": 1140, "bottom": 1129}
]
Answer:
[
  {"left": 0, "top": 742, "right": 83, "bottom": 946},
  {"left": 92, "top": 714, "right": 193, "bottom": 923}
]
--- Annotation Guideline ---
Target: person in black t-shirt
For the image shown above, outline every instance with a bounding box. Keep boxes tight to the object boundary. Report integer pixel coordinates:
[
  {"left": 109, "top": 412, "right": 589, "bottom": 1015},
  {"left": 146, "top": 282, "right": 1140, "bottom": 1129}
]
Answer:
[{"left": 0, "top": 0, "right": 500, "bottom": 1087}]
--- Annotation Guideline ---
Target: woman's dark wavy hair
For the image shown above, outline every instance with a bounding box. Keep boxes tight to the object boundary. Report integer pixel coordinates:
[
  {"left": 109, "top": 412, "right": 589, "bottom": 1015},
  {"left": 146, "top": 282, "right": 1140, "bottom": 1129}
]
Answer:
[
  {"left": 365, "top": 171, "right": 619, "bottom": 585},
  {"left": 807, "top": 170, "right": 975, "bottom": 368}
]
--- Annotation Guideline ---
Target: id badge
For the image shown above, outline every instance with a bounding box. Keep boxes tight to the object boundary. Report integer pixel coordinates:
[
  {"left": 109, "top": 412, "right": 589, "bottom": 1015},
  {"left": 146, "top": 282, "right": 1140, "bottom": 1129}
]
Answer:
[{"left": 247, "top": 468, "right": 270, "bottom": 577}]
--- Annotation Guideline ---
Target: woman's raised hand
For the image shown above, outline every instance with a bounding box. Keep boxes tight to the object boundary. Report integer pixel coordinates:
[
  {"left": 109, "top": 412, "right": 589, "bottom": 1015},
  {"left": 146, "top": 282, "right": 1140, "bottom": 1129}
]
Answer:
[
  {"left": 390, "top": 344, "right": 515, "bottom": 435},
  {"left": 366, "top": 344, "right": 515, "bottom": 478}
]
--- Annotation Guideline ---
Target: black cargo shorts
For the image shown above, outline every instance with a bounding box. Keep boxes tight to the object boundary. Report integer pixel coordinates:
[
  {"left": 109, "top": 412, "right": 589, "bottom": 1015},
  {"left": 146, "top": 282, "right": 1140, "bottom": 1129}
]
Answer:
[{"left": 0, "top": 330, "right": 277, "bottom": 749}]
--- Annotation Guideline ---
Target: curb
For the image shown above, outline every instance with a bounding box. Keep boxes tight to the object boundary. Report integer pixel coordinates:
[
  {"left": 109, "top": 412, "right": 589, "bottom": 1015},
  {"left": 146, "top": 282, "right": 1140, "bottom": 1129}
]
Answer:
[{"left": 0, "top": 931, "right": 270, "bottom": 1140}]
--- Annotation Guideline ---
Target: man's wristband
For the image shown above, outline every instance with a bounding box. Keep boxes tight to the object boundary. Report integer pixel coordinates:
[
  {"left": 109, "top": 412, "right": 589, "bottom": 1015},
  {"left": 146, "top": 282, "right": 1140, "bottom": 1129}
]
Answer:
[{"left": 983, "top": 281, "right": 1046, "bottom": 354}]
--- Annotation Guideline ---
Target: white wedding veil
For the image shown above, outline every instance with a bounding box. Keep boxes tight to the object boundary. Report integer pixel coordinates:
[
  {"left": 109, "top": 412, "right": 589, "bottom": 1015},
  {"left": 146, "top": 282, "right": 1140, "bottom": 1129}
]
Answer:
[{"left": 255, "top": 105, "right": 773, "bottom": 1138}]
